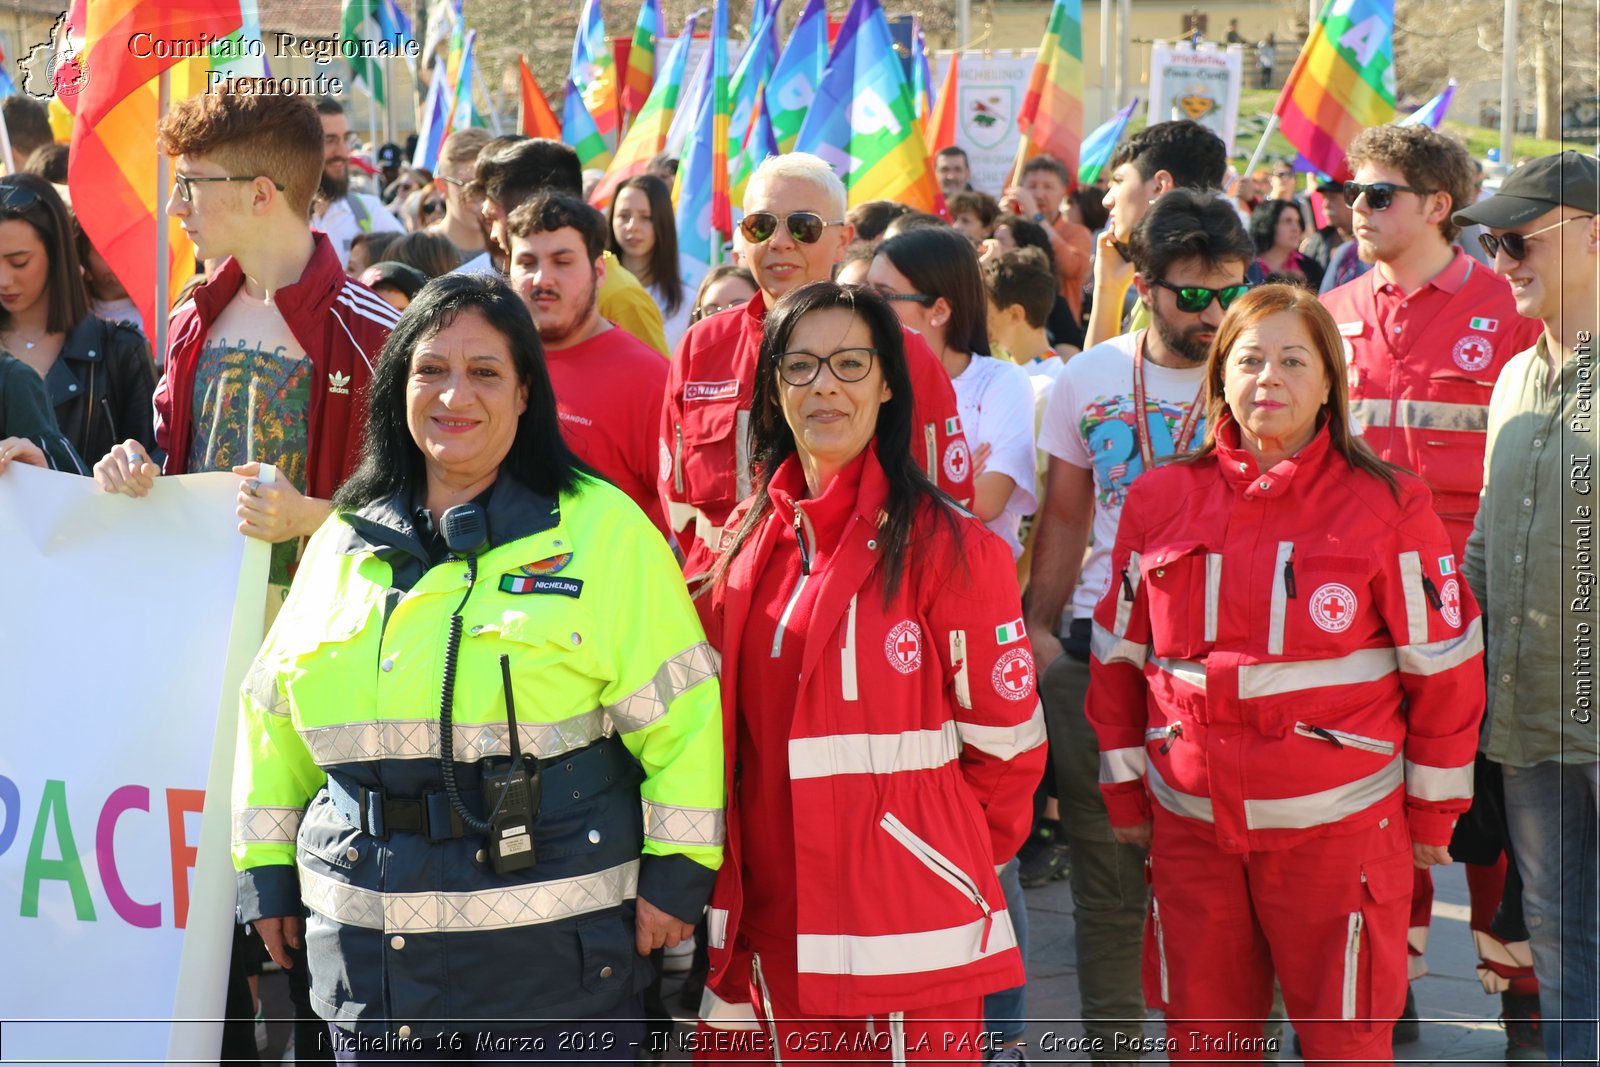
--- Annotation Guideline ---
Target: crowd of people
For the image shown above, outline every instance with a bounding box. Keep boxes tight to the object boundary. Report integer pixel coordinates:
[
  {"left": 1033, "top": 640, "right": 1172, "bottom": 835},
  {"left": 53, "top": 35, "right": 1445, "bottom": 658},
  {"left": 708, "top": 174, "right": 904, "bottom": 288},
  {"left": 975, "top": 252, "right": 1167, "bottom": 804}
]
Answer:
[{"left": 0, "top": 79, "right": 1595, "bottom": 1067}]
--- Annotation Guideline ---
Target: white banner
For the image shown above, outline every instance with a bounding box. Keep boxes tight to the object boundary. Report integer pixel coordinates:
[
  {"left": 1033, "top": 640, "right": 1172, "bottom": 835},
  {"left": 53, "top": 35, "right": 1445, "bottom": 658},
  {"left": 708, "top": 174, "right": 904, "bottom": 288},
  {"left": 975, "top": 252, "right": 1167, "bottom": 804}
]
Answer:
[
  {"left": 0, "top": 466, "right": 268, "bottom": 1065},
  {"left": 1147, "top": 42, "right": 1245, "bottom": 156}
]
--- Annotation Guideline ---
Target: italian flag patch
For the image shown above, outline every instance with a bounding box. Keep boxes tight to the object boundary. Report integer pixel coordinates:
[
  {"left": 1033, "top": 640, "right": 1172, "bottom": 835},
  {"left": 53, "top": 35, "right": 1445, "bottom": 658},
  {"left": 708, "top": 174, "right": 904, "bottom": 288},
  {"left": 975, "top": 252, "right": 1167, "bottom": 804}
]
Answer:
[
  {"left": 1439, "top": 554, "right": 1456, "bottom": 576},
  {"left": 1468, "top": 317, "right": 1498, "bottom": 332},
  {"left": 945, "top": 416, "right": 961, "bottom": 434},
  {"left": 995, "top": 618, "right": 1026, "bottom": 644}
]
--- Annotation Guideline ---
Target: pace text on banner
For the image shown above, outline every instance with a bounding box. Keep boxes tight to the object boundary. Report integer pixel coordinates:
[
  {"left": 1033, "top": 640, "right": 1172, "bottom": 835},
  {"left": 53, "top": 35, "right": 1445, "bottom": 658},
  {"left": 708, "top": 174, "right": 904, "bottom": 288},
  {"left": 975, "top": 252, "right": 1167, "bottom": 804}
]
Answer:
[{"left": 0, "top": 466, "right": 269, "bottom": 1064}]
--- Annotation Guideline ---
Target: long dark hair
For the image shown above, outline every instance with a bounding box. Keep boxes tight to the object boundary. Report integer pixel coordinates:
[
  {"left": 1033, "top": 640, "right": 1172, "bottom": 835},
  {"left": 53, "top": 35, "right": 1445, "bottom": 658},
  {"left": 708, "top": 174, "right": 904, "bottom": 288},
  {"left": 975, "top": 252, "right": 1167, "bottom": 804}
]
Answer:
[
  {"left": 607, "top": 174, "right": 684, "bottom": 318},
  {"left": 713, "top": 281, "right": 959, "bottom": 601},
  {"left": 1249, "top": 198, "right": 1303, "bottom": 255},
  {"left": 0, "top": 174, "right": 89, "bottom": 334},
  {"left": 876, "top": 226, "right": 990, "bottom": 357},
  {"left": 333, "top": 273, "right": 587, "bottom": 509}
]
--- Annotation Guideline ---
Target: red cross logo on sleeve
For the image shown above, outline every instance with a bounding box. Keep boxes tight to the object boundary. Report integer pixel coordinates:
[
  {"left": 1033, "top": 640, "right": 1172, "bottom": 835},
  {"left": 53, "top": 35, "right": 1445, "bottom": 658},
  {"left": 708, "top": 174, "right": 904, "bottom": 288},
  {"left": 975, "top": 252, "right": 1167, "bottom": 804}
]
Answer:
[
  {"left": 991, "top": 648, "right": 1036, "bottom": 701},
  {"left": 943, "top": 439, "right": 971, "bottom": 483}
]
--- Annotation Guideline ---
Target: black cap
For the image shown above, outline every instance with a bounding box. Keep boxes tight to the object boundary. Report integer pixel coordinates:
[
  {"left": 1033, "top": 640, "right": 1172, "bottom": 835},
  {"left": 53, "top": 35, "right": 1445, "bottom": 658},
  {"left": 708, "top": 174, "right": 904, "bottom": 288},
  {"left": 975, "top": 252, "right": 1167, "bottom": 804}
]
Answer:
[
  {"left": 377, "top": 143, "right": 402, "bottom": 168},
  {"left": 361, "top": 261, "right": 428, "bottom": 300},
  {"left": 1453, "top": 150, "right": 1600, "bottom": 229}
]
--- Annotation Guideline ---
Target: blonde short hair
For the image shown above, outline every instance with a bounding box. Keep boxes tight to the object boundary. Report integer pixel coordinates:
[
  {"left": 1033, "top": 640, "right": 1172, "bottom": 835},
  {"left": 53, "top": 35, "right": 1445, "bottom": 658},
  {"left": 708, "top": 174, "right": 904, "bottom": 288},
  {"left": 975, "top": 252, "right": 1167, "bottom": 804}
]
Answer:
[{"left": 746, "top": 152, "right": 847, "bottom": 219}]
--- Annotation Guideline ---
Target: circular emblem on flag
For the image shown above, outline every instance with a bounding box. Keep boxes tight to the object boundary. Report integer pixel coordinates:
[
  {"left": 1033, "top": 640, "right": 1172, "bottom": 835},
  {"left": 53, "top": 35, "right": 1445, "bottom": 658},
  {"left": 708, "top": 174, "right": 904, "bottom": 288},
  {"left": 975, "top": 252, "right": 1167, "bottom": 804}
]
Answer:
[
  {"left": 884, "top": 620, "right": 923, "bottom": 674},
  {"left": 1440, "top": 577, "right": 1463, "bottom": 629},
  {"left": 991, "top": 648, "right": 1036, "bottom": 701},
  {"left": 1309, "top": 582, "right": 1359, "bottom": 633},
  {"left": 521, "top": 553, "right": 572, "bottom": 576},
  {"left": 943, "top": 439, "right": 971, "bottom": 483},
  {"left": 1452, "top": 335, "right": 1494, "bottom": 372}
]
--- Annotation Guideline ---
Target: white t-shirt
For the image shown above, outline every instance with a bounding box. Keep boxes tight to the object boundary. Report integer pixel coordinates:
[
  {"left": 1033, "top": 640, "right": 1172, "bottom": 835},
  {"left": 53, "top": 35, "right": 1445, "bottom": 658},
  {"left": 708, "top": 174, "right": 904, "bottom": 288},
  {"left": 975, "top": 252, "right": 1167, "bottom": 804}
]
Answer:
[
  {"left": 1037, "top": 330, "right": 1208, "bottom": 621},
  {"left": 312, "top": 193, "right": 405, "bottom": 269},
  {"left": 952, "top": 354, "right": 1039, "bottom": 561},
  {"left": 654, "top": 280, "right": 696, "bottom": 353}
]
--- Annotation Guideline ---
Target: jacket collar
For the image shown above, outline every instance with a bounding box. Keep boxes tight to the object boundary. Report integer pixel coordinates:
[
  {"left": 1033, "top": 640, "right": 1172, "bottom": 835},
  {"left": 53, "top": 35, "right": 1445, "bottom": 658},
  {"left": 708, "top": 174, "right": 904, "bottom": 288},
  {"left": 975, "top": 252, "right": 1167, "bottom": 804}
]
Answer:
[
  {"left": 55, "top": 315, "right": 106, "bottom": 364},
  {"left": 1213, "top": 411, "right": 1335, "bottom": 500},
  {"left": 334, "top": 470, "right": 561, "bottom": 565},
  {"left": 190, "top": 232, "right": 346, "bottom": 333},
  {"left": 766, "top": 445, "right": 875, "bottom": 560}
]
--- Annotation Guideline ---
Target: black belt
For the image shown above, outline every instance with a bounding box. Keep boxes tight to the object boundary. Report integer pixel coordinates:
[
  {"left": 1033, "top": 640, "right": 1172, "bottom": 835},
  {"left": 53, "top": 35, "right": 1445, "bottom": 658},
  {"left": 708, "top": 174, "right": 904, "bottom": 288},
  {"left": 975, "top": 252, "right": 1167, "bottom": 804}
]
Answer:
[{"left": 326, "top": 734, "right": 637, "bottom": 840}]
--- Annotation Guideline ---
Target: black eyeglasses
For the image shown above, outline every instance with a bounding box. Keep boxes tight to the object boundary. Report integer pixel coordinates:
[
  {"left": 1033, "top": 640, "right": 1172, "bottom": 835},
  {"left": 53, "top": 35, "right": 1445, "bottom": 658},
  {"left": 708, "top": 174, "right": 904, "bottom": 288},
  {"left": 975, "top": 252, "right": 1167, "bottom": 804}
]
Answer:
[
  {"left": 1152, "top": 279, "right": 1251, "bottom": 313},
  {"left": 1478, "top": 215, "right": 1595, "bottom": 261},
  {"left": 0, "top": 182, "right": 41, "bottom": 213},
  {"left": 738, "top": 211, "right": 843, "bottom": 245},
  {"left": 777, "top": 347, "right": 877, "bottom": 386},
  {"left": 421, "top": 199, "right": 446, "bottom": 218},
  {"left": 1342, "top": 181, "right": 1431, "bottom": 211},
  {"left": 868, "top": 284, "right": 937, "bottom": 306},
  {"left": 173, "top": 173, "right": 284, "bottom": 203}
]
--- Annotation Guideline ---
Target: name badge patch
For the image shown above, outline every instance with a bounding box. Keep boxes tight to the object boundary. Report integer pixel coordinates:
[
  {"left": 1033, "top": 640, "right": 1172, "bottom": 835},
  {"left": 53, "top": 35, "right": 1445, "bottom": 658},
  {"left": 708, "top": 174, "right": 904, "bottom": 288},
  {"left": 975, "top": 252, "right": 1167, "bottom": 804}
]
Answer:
[
  {"left": 1337, "top": 321, "right": 1365, "bottom": 337},
  {"left": 684, "top": 380, "right": 740, "bottom": 402},
  {"left": 500, "top": 574, "right": 584, "bottom": 597}
]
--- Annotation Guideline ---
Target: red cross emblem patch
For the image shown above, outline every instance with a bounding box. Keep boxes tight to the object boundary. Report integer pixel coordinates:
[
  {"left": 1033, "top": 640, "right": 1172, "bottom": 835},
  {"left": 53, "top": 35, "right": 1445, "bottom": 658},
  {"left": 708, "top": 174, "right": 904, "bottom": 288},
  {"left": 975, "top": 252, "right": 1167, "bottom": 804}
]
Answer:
[
  {"left": 1309, "top": 582, "right": 1358, "bottom": 633},
  {"left": 1452, "top": 335, "right": 1494, "bottom": 372},
  {"left": 885, "top": 620, "right": 923, "bottom": 674},
  {"left": 991, "top": 648, "right": 1036, "bottom": 701},
  {"left": 1439, "top": 577, "right": 1463, "bottom": 628},
  {"left": 943, "top": 439, "right": 971, "bottom": 483}
]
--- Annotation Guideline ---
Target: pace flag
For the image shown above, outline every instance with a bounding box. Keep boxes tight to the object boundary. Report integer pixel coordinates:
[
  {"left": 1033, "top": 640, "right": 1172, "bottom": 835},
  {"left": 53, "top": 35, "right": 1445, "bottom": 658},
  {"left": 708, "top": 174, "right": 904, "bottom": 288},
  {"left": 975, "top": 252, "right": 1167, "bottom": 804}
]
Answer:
[
  {"left": 766, "top": 0, "right": 826, "bottom": 153},
  {"left": 1078, "top": 95, "right": 1139, "bottom": 184},
  {"left": 1014, "top": 0, "right": 1084, "bottom": 182},
  {"left": 592, "top": 11, "right": 700, "bottom": 208},
  {"left": 622, "top": 0, "right": 662, "bottom": 121},
  {"left": 1398, "top": 79, "right": 1456, "bottom": 129},
  {"left": 1273, "top": 0, "right": 1396, "bottom": 180},
  {"left": 673, "top": 0, "right": 730, "bottom": 283}
]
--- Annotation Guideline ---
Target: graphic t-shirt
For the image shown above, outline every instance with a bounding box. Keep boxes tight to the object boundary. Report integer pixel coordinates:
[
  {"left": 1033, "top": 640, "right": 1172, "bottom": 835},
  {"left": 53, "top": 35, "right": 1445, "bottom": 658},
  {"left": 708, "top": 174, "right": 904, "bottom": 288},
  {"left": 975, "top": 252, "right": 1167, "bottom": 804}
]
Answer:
[
  {"left": 951, "top": 354, "right": 1038, "bottom": 561},
  {"left": 1037, "top": 330, "right": 1208, "bottom": 621},
  {"left": 187, "top": 288, "right": 310, "bottom": 588}
]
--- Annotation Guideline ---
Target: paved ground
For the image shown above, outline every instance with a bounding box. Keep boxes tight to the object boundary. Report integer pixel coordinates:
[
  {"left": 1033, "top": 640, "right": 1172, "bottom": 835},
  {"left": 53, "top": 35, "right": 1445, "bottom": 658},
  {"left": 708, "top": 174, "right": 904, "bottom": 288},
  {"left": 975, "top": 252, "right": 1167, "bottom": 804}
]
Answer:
[{"left": 257, "top": 861, "right": 1522, "bottom": 1064}]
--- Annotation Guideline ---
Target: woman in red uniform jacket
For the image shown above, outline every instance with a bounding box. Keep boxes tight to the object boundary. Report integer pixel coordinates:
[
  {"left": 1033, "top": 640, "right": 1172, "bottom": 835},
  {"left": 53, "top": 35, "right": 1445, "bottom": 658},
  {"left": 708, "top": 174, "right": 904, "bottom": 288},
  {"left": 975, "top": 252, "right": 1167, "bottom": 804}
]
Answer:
[
  {"left": 1087, "top": 285, "right": 1484, "bottom": 1064},
  {"left": 693, "top": 282, "right": 1047, "bottom": 1063}
]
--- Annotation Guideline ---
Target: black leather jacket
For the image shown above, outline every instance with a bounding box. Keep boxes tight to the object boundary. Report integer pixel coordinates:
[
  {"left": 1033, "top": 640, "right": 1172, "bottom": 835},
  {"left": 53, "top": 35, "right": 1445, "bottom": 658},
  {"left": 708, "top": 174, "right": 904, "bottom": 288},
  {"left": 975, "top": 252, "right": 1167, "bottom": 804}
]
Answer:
[{"left": 33, "top": 315, "right": 156, "bottom": 465}]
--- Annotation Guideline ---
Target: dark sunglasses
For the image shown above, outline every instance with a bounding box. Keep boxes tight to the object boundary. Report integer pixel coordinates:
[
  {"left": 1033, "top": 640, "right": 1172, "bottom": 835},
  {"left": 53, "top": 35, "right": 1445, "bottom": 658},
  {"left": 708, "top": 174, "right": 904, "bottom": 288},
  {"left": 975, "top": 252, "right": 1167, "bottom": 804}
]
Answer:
[
  {"left": 421, "top": 199, "right": 446, "bottom": 217},
  {"left": 738, "top": 211, "right": 842, "bottom": 245},
  {"left": 1477, "top": 215, "right": 1594, "bottom": 261},
  {"left": 1152, "top": 279, "right": 1251, "bottom": 313},
  {"left": 173, "top": 173, "right": 285, "bottom": 203},
  {"left": 0, "top": 181, "right": 41, "bottom": 213},
  {"left": 777, "top": 347, "right": 876, "bottom": 386},
  {"left": 1342, "top": 181, "right": 1431, "bottom": 211}
]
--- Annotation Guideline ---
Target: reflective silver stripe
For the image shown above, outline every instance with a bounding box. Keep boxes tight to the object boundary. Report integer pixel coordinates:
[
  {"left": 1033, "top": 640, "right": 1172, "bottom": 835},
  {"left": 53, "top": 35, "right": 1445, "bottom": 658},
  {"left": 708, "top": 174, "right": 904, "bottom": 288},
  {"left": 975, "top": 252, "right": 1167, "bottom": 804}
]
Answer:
[
  {"left": 607, "top": 642, "right": 718, "bottom": 733},
  {"left": 1090, "top": 620, "right": 1148, "bottom": 668},
  {"left": 299, "top": 858, "right": 638, "bottom": 932},
  {"left": 1342, "top": 911, "right": 1363, "bottom": 1019},
  {"left": 735, "top": 409, "right": 752, "bottom": 500},
  {"left": 1247, "top": 757, "right": 1405, "bottom": 830},
  {"left": 233, "top": 806, "right": 302, "bottom": 844},
  {"left": 957, "top": 702, "right": 1046, "bottom": 761},
  {"left": 1268, "top": 541, "right": 1294, "bottom": 656},
  {"left": 841, "top": 595, "right": 860, "bottom": 701},
  {"left": 1397, "top": 619, "right": 1482, "bottom": 676},
  {"left": 796, "top": 909, "right": 1017, "bottom": 976},
  {"left": 1237, "top": 646, "right": 1397, "bottom": 699},
  {"left": 1293, "top": 723, "right": 1396, "bottom": 756},
  {"left": 1398, "top": 551, "right": 1428, "bottom": 645},
  {"left": 1112, "top": 550, "right": 1143, "bottom": 639},
  {"left": 788, "top": 721, "right": 959, "bottom": 780},
  {"left": 300, "top": 710, "right": 611, "bottom": 765},
  {"left": 666, "top": 499, "right": 724, "bottom": 553},
  {"left": 245, "top": 658, "right": 288, "bottom": 717},
  {"left": 1204, "top": 553, "right": 1222, "bottom": 642},
  {"left": 950, "top": 628, "right": 969, "bottom": 710},
  {"left": 706, "top": 906, "right": 729, "bottom": 950},
  {"left": 1348, "top": 398, "right": 1488, "bottom": 433},
  {"left": 1405, "top": 760, "right": 1475, "bottom": 802},
  {"left": 1152, "top": 897, "right": 1170, "bottom": 1003},
  {"left": 923, "top": 423, "right": 938, "bottom": 481},
  {"left": 699, "top": 986, "right": 760, "bottom": 1030},
  {"left": 641, "top": 799, "right": 725, "bottom": 847},
  {"left": 1099, "top": 746, "right": 1148, "bottom": 785},
  {"left": 1150, "top": 655, "right": 1207, "bottom": 689},
  {"left": 1146, "top": 757, "right": 1405, "bottom": 830}
]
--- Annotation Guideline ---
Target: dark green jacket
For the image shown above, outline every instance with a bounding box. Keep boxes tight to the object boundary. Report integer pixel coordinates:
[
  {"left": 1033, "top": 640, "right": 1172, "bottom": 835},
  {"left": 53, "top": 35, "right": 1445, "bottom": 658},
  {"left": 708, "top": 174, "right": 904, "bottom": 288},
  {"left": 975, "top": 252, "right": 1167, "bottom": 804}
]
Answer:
[{"left": 1, "top": 354, "right": 83, "bottom": 472}]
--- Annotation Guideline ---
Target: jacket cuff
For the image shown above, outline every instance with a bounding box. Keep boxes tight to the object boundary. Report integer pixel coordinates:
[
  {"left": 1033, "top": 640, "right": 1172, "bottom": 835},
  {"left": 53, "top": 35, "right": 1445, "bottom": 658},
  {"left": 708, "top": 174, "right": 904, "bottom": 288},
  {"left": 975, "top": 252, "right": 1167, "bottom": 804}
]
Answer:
[
  {"left": 1406, "top": 806, "right": 1459, "bottom": 849},
  {"left": 638, "top": 853, "right": 716, "bottom": 925},
  {"left": 1102, "top": 786, "right": 1153, "bottom": 830},
  {"left": 237, "top": 864, "right": 301, "bottom": 924}
]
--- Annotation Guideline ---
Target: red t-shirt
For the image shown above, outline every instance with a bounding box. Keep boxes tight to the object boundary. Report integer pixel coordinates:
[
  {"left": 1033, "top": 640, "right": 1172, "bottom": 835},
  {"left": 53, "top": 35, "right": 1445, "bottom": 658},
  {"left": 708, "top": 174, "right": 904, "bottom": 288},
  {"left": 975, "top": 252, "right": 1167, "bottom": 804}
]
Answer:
[{"left": 543, "top": 325, "right": 673, "bottom": 544}]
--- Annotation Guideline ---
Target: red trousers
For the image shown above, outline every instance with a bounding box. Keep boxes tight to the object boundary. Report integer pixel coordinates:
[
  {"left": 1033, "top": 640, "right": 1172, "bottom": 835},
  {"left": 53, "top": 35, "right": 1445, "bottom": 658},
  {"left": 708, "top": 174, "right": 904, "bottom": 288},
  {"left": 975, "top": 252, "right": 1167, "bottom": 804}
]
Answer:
[
  {"left": 693, "top": 939, "right": 989, "bottom": 1064},
  {"left": 1145, "top": 811, "right": 1412, "bottom": 1064}
]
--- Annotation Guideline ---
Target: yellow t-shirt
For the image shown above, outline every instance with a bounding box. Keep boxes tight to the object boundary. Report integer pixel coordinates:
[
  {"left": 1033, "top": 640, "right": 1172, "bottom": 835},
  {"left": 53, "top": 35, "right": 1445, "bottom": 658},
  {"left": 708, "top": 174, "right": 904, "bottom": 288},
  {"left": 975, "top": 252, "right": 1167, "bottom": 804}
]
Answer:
[{"left": 599, "top": 252, "right": 669, "bottom": 358}]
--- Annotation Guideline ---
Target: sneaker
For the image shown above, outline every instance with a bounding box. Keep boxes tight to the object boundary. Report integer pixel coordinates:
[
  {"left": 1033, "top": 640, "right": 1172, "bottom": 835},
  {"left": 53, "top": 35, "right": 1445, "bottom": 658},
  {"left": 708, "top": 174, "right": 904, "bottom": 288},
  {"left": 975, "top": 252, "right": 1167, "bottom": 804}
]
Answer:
[
  {"left": 663, "top": 935, "right": 697, "bottom": 973},
  {"left": 1392, "top": 986, "right": 1420, "bottom": 1046},
  {"left": 1501, "top": 991, "right": 1542, "bottom": 1058},
  {"left": 1018, "top": 819, "right": 1068, "bottom": 888}
]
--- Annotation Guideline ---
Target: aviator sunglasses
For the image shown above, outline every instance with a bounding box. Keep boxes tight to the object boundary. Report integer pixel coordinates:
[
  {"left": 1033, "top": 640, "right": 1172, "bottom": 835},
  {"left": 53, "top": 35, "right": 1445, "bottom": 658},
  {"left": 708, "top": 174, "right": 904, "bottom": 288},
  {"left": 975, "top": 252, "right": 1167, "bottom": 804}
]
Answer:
[
  {"left": 1151, "top": 279, "right": 1251, "bottom": 313},
  {"left": 1342, "top": 181, "right": 1432, "bottom": 211},
  {"left": 738, "top": 211, "right": 844, "bottom": 245},
  {"left": 1478, "top": 215, "right": 1595, "bottom": 261}
]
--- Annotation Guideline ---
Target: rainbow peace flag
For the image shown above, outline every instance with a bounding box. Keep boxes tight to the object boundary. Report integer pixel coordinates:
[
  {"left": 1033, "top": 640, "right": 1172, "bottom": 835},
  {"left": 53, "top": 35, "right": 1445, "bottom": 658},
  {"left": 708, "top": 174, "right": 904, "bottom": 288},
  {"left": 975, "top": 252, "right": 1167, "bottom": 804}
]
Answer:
[
  {"left": 729, "top": 0, "right": 780, "bottom": 160},
  {"left": 413, "top": 56, "right": 450, "bottom": 169},
  {"left": 621, "top": 0, "right": 661, "bottom": 122},
  {"left": 591, "top": 11, "right": 701, "bottom": 209},
  {"left": 911, "top": 18, "right": 933, "bottom": 123},
  {"left": 766, "top": 0, "right": 827, "bottom": 153},
  {"left": 1015, "top": 0, "right": 1084, "bottom": 181},
  {"left": 730, "top": 79, "right": 778, "bottom": 206},
  {"left": 794, "top": 0, "right": 940, "bottom": 211},
  {"left": 566, "top": 0, "right": 619, "bottom": 154},
  {"left": 1078, "top": 96, "right": 1139, "bottom": 184},
  {"left": 1273, "top": 0, "right": 1396, "bottom": 180},
  {"left": 923, "top": 53, "right": 959, "bottom": 153},
  {"left": 673, "top": 0, "right": 731, "bottom": 284},
  {"left": 1399, "top": 79, "right": 1456, "bottom": 129}
]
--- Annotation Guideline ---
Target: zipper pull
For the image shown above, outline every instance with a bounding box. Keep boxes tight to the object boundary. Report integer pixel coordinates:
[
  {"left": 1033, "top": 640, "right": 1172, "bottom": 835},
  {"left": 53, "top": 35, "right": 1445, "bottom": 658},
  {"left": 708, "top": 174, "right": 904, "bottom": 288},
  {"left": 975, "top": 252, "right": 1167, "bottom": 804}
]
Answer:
[
  {"left": 1422, "top": 575, "right": 1443, "bottom": 610},
  {"left": 1159, "top": 722, "right": 1184, "bottom": 755},
  {"left": 1283, "top": 552, "right": 1297, "bottom": 599},
  {"left": 793, "top": 509, "right": 812, "bottom": 576},
  {"left": 1306, "top": 724, "right": 1345, "bottom": 749},
  {"left": 1121, "top": 568, "right": 1135, "bottom": 601}
]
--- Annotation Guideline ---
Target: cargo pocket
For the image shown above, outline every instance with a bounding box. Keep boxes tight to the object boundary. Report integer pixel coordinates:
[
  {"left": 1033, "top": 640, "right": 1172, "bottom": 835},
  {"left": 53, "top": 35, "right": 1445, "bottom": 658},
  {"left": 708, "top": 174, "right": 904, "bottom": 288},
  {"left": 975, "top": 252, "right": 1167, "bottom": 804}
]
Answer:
[
  {"left": 577, "top": 915, "right": 636, "bottom": 994},
  {"left": 1140, "top": 542, "right": 1216, "bottom": 659},
  {"left": 1142, "top": 858, "right": 1170, "bottom": 1010},
  {"left": 678, "top": 399, "right": 743, "bottom": 506},
  {"left": 1344, "top": 848, "right": 1412, "bottom": 1030}
]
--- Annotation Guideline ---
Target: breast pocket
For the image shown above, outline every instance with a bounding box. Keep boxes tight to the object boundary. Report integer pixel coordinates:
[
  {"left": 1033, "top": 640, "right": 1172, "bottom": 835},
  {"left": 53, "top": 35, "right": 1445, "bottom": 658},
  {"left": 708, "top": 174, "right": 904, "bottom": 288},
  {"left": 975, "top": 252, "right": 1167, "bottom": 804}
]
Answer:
[
  {"left": 455, "top": 611, "right": 599, "bottom": 756},
  {"left": 1140, "top": 542, "right": 1219, "bottom": 660},
  {"left": 1285, "top": 554, "right": 1375, "bottom": 656},
  {"left": 280, "top": 601, "right": 382, "bottom": 723}
]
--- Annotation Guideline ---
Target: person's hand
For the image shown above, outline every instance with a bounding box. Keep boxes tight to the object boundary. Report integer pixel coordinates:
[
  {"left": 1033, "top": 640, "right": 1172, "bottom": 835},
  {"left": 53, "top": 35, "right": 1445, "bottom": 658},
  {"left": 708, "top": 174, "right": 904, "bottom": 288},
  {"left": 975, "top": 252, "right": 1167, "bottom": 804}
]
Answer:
[
  {"left": 1029, "top": 630, "right": 1064, "bottom": 676},
  {"left": 971, "top": 441, "right": 993, "bottom": 480},
  {"left": 635, "top": 896, "right": 695, "bottom": 955},
  {"left": 0, "top": 437, "right": 47, "bottom": 472},
  {"left": 1112, "top": 820, "right": 1153, "bottom": 848},
  {"left": 1092, "top": 228, "right": 1136, "bottom": 291},
  {"left": 1000, "top": 185, "right": 1040, "bottom": 218},
  {"left": 1413, "top": 841, "right": 1452, "bottom": 869},
  {"left": 254, "top": 915, "right": 303, "bottom": 970},
  {"left": 233, "top": 463, "right": 330, "bottom": 543},
  {"left": 94, "top": 439, "right": 160, "bottom": 497}
]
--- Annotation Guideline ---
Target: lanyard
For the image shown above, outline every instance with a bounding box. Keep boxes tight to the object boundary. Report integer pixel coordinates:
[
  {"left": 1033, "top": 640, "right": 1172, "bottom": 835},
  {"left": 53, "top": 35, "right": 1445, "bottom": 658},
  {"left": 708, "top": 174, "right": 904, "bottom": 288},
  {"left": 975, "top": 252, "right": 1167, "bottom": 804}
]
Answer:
[{"left": 1131, "top": 330, "right": 1206, "bottom": 470}]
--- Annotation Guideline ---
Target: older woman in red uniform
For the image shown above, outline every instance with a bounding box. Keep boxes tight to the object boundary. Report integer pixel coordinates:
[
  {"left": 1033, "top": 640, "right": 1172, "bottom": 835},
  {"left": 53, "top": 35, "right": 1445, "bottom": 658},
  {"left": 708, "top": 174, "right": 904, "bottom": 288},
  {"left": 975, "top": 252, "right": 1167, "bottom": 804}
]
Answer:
[
  {"left": 1087, "top": 285, "right": 1485, "bottom": 1063},
  {"left": 693, "top": 281, "right": 1046, "bottom": 1063}
]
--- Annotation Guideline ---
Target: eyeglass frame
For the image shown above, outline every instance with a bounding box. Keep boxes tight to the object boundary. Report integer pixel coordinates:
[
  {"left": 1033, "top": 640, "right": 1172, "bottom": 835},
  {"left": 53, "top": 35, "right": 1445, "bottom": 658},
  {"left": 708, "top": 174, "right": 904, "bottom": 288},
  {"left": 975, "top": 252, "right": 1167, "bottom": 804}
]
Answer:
[
  {"left": 173, "top": 173, "right": 285, "bottom": 203},
  {"left": 738, "top": 211, "right": 845, "bottom": 245},
  {"left": 868, "top": 284, "right": 939, "bottom": 306},
  {"left": 1342, "top": 180, "right": 1433, "bottom": 211},
  {"left": 1150, "top": 278, "right": 1252, "bottom": 313},
  {"left": 775, "top": 346, "right": 879, "bottom": 387},
  {"left": 1477, "top": 214, "right": 1595, "bottom": 261},
  {"left": 691, "top": 297, "right": 752, "bottom": 323}
]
